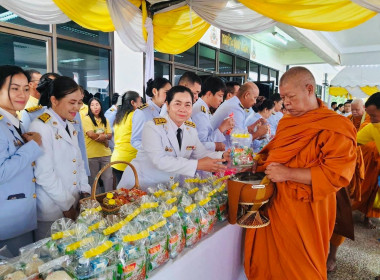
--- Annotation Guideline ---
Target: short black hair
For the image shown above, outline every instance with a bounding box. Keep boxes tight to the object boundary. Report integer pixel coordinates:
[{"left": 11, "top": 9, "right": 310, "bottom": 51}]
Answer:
[
  {"left": 25, "top": 69, "right": 41, "bottom": 82},
  {"left": 331, "top": 102, "right": 337, "bottom": 107},
  {"left": 178, "top": 71, "right": 202, "bottom": 86},
  {"left": 338, "top": 104, "right": 344, "bottom": 108},
  {"left": 365, "top": 92, "right": 380, "bottom": 109},
  {"left": 199, "top": 76, "right": 226, "bottom": 97},
  {"left": 224, "top": 81, "right": 240, "bottom": 100},
  {"left": 166, "top": 85, "right": 193, "bottom": 105},
  {"left": 111, "top": 92, "right": 120, "bottom": 105},
  {"left": 344, "top": 101, "right": 351, "bottom": 106}
]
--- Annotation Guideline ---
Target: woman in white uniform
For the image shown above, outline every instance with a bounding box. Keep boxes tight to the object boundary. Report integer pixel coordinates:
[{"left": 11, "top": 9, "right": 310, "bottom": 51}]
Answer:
[
  {"left": 118, "top": 86, "right": 229, "bottom": 190},
  {"left": 0, "top": 65, "right": 42, "bottom": 255},
  {"left": 29, "top": 76, "right": 91, "bottom": 240}
]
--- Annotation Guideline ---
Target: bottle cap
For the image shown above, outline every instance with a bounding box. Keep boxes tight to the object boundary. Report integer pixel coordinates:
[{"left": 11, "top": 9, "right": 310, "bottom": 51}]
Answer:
[
  {"left": 106, "top": 193, "right": 113, "bottom": 199},
  {"left": 109, "top": 199, "right": 115, "bottom": 205}
]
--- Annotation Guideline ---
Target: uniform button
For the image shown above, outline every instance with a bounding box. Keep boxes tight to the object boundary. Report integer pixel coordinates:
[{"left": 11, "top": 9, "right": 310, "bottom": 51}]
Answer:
[
  {"left": 31, "top": 161, "right": 35, "bottom": 166},
  {"left": 72, "top": 159, "right": 76, "bottom": 162},
  {"left": 32, "top": 178, "right": 36, "bottom": 182},
  {"left": 33, "top": 193, "right": 37, "bottom": 198},
  {"left": 73, "top": 170, "right": 77, "bottom": 174},
  {"left": 73, "top": 182, "right": 77, "bottom": 186}
]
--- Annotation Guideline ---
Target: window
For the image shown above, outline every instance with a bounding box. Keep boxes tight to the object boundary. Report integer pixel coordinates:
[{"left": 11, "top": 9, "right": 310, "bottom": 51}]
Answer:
[
  {"left": 199, "top": 44, "right": 216, "bottom": 71},
  {"left": 0, "top": 6, "right": 50, "bottom": 31},
  {"left": 249, "top": 63, "right": 259, "bottom": 81},
  {"left": 174, "top": 46, "right": 196, "bottom": 66},
  {"left": 154, "top": 61, "right": 171, "bottom": 81},
  {"left": 270, "top": 69, "right": 277, "bottom": 83},
  {"left": 236, "top": 58, "right": 248, "bottom": 74},
  {"left": 0, "top": 32, "right": 47, "bottom": 73},
  {"left": 57, "top": 39, "right": 110, "bottom": 108},
  {"left": 154, "top": 51, "right": 170, "bottom": 61},
  {"left": 57, "top": 21, "right": 110, "bottom": 45},
  {"left": 219, "top": 52, "right": 233, "bottom": 74},
  {"left": 260, "top": 66, "right": 269, "bottom": 82},
  {"left": 174, "top": 68, "right": 188, "bottom": 85}
]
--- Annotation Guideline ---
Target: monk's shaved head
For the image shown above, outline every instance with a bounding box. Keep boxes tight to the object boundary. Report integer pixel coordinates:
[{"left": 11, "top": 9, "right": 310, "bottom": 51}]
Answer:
[
  {"left": 237, "top": 82, "right": 259, "bottom": 109},
  {"left": 280, "top": 66, "right": 316, "bottom": 89},
  {"left": 351, "top": 99, "right": 365, "bottom": 117},
  {"left": 279, "top": 66, "right": 319, "bottom": 117}
]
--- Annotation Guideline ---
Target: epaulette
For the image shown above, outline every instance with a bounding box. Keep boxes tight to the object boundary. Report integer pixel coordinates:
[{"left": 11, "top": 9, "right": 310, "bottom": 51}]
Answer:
[
  {"left": 184, "top": 121, "right": 196, "bottom": 128},
  {"left": 201, "top": 106, "right": 206, "bottom": 113},
  {"left": 110, "top": 108, "right": 115, "bottom": 112},
  {"left": 138, "top": 103, "right": 148, "bottom": 110},
  {"left": 38, "top": 112, "right": 51, "bottom": 123},
  {"left": 25, "top": 105, "right": 43, "bottom": 113},
  {"left": 239, "top": 103, "right": 245, "bottom": 110},
  {"left": 245, "top": 109, "right": 250, "bottom": 113},
  {"left": 0, "top": 114, "right": 3, "bottom": 120},
  {"left": 153, "top": 117, "right": 167, "bottom": 125}
]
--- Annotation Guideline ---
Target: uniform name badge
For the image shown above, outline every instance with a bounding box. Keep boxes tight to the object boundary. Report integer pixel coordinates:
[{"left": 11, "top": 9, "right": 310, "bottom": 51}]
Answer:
[
  {"left": 55, "top": 133, "right": 62, "bottom": 140},
  {"left": 165, "top": 146, "right": 173, "bottom": 152},
  {"left": 186, "top": 146, "right": 196, "bottom": 150},
  {"left": 13, "top": 139, "right": 23, "bottom": 147}
]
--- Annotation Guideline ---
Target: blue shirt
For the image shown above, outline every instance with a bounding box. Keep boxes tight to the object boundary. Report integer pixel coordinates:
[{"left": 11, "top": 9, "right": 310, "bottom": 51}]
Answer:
[
  {"left": 131, "top": 99, "right": 162, "bottom": 150},
  {"left": 267, "top": 111, "right": 283, "bottom": 135},
  {"left": 191, "top": 98, "right": 225, "bottom": 151}
]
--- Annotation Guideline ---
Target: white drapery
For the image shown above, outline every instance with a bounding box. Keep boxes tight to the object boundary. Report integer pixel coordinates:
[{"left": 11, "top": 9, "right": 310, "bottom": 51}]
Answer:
[
  {"left": 351, "top": 0, "right": 380, "bottom": 13},
  {"left": 187, "top": 0, "right": 276, "bottom": 35},
  {"left": 0, "top": 0, "right": 69, "bottom": 24}
]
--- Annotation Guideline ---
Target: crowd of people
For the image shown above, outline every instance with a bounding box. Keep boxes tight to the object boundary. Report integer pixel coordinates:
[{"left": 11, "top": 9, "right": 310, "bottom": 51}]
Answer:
[{"left": 0, "top": 64, "right": 379, "bottom": 280}]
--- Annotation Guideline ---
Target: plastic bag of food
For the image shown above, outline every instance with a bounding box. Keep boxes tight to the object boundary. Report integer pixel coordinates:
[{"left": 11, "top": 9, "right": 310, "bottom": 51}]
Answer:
[
  {"left": 195, "top": 191, "right": 218, "bottom": 236},
  {"left": 143, "top": 213, "right": 169, "bottom": 271},
  {"left": 38, "top": 255, "right": 73, "bottom": 280},
  {"left": 0, "top": 257, "right": 23, "bottom": 280},
  {"left": 116, "top": 221, "right": 147, "bottom": 280},
  {"left": 230, "top": 130, "right": 254, "bottom": 167},
  {"left": 161, "top": 204, "right": 185, "bottom": 259},
  {"left": 139, "top": 196, "right": 159, "bottom": 215},
  {"left": 178, "top": 195, "right": 201, "bottom": 248}
]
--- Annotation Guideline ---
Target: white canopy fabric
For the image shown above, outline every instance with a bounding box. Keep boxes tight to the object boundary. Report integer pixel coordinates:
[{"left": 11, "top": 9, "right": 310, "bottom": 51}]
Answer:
[
  {"left": 330, "top": 65, "right": 380, "bottom": 87},
  {"left": 0, "top": 0, "right": 69, "bottom": 24}
]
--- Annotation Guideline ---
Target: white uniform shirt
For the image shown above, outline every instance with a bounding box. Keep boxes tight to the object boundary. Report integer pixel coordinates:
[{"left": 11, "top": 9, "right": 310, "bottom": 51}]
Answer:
[
  {"left": 191, "top": 98, "right": 225, "bottom": 151},
  {"left": 29, "top": 108, "right": 91, "bottom": 222},
  {"left": 267, "top": 111, "right": 283, "bottom": 135},
  {"left": 210, "top": 96, "right": 252, "bottom": 146},
  {"left": 117, "top": 115, "right": 223, "bottom": 190}
]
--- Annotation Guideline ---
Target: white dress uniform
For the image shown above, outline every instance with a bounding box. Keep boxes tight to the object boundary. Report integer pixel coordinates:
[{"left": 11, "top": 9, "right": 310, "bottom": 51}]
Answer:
[
  {"left": 29, "top": 108, "right": 91, "bottom": 223},
  {"left": 104, "top": 105, "right": 117, "bottom": 151},
  {"left": 0, "top": 109, "right": 42, "bottom": 254},
  {"left": 191, "top": 98, "right": 225, "bottom": 151},
  {"left": 267, "top": 111, "right": 283, "bottom": 136},
  {"left": 210, "top": 96, "right": 253, "bottom": 146},
  {"left": 245, "top": 113, "right": 268, "bottom": 153},
  {"left": 131, "top": 99, "right": 161, "bottom": 150},
  {"left": 22, "top": 105, "right": 90, "bottom": 176},
  {"left": 117, "top": 115, "right": 224, "bottom": 190}
]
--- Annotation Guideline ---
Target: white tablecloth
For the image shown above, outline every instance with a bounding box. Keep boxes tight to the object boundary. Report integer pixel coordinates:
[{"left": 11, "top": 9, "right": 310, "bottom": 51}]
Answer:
[{"left": 150, "top": 222, "right": 247, "bottom": 280}]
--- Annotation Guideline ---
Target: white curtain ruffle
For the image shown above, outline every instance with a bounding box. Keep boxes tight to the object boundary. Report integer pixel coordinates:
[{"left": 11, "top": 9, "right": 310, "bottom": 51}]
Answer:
[
  {"left": 0, "top": 0, "right": 69, "bottom": 24},
  {"left": 351, "top": 0, "right": 380, "bottom": 13}
]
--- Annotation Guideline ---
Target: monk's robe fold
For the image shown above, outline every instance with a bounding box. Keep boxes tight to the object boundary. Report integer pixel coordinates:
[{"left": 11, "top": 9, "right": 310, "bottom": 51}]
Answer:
[
  {"left": 347, "top": 112, "right": 371, "bottom": 131},
  {"left": 245, "top": 100, "right": 357, "bottom": 280}
]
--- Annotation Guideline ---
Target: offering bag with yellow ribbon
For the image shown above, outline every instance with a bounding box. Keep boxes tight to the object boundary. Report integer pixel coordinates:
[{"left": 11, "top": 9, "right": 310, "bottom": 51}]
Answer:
[
  {"left": 195, "top": 191, "right": 218, "bottom": 237},
  {"left": 178, "top": 194, "right": 201, "bottom": 248},
  {"left": 116, "top": 221, "right": 147, "bottom": 280}
]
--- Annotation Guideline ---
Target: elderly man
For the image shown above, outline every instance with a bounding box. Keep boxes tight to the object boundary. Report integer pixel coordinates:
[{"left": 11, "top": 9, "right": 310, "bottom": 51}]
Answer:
[
  {"left": 347, "top": 99, "right": 371, "bottom": 131},
  {"left": 244, "top": 67, "right": 357, "bottom": 280}
]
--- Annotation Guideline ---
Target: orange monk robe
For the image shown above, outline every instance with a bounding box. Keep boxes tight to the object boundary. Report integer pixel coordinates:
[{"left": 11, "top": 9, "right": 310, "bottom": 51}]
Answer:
[
  {"left": 245, "top": 100, "right": 357, "bottom": 280},
  {"left": 347, "top": 112, "right": 371, "bottom": 131}
]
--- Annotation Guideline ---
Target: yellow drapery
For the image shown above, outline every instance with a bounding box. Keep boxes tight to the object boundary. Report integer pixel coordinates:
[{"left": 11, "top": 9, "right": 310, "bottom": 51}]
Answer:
[
  {"left": 238, "top": 0, "right": 376, "bottom": 31},
  {"left": 153, "top": 5, "right": 210, "bottom": 54},
  {"left": 53, "top": 0, "right": 115, "bottom": 32},
  {"left": 329, "top": 87, "right": 350, "bottom": 97},
  {"left": 361, "top": 86, "right": 379, "bottom": 95}
]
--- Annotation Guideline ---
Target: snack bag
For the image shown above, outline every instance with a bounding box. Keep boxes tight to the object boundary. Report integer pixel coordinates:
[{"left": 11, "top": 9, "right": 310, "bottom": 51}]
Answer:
[
  {"left": 117, "top": 221, "right": 147, "bottom": 280},
  {"left": 139, "top": 196, "right": 159, "bottom": 215},
  {"left": 38, "top": 255, "right": 73, "bottom": 280},
  {"left": 195, "top": 191, "right": 218, "bottom": 237},
  {"left": 178, "top": 195, "right": 201, "bottom": 247},
  {"left": 230, "top": 130, "right": 254, "bottom": 167}
]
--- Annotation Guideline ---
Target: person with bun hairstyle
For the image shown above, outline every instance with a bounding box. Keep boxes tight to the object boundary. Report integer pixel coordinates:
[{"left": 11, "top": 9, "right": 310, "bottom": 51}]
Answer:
[
  {"left": 28, "top": 76, "right": 91, "bottom": 240},
  {"left": 110, "top": 91, "right": 142, "bottom": 184},
  {"left": 246, "top": 96, "right": 274, "bottom": 153},
  {"left": 118, "top": 86, "right": 230, "bottom": 190},
  {"left": 131, "top": 77, "right": 171, "bottom": 150},
  {"left": 0, "top": 65, "right": 42, "bottom": 255}
]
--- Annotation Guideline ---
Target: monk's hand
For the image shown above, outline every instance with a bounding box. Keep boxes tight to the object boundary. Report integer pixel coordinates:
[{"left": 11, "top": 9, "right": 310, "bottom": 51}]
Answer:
[{"left": 265, "top": 163, "right": 289, "bottom": 182}]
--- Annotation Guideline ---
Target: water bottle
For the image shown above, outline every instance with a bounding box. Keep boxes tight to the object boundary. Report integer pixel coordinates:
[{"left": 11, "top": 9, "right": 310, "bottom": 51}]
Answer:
[{"left": 76, "top": 257, "right": 91, "bottom": 279}]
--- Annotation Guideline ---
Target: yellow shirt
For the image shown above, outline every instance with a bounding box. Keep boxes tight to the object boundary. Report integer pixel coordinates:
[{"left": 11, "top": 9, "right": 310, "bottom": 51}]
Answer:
[
  {"left": 82, "top": 115, "right": 112, "bottom": 158},
  {"left": 80, "top": 104, "right": 89, "bottom": 119},
  {"left": 18, "top": 95, "right": 39, "bottom": 119},
  {"left": 111, "top": 111, "right": 137, "bottom": 170},
  {"left": 357, "top": 122, "right": 380, "bottom": 154}
]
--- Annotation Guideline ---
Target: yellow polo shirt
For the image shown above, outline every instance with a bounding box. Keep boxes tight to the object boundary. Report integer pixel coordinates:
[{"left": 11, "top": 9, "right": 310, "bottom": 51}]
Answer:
[
  {"left": 111, "top": 111, "right": 137, "bottom": 170},
  {"left": 82, "top": 115, "right": 112, "bottom": 158},
  {"left": 357, "top": 122, "right": 380, "bottom": 154}
]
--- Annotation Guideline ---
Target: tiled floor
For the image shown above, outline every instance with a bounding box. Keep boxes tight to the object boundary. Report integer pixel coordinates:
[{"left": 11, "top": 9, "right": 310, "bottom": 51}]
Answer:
[{"left": 328, "top": 211, "right": 380, "bottom": 280}]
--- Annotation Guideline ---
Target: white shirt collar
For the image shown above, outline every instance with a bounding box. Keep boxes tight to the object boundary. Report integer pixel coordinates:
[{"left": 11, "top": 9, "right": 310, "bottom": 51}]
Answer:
[
  {"left": 167, "top": 115, "right": 185, "bottom": 131},
  {"left": 48, "top": 108, "right": 67, "bottom": 128},
  {"left": 0, "top": 107, "right": 20, "bottom": 128}
]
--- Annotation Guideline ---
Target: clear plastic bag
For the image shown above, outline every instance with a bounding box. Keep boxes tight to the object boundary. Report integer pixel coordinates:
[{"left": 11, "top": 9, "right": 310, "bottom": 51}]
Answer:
[
  {"left": 161, "top": 204, "right": 185, "bottom": 259},
  {"left": 195, "top": 191, "right": 218, "bottom": 237},
  {"left": 178, "top": 195, "right": 201, "bottom": 248},
  {"left": 230, "top": 130, "right": 254, "bottom": 167}
]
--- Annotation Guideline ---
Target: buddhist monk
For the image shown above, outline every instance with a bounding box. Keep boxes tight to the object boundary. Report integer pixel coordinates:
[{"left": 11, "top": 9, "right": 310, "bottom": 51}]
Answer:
[
  {"left": 347, "top": 99, "right": 371, "bottom": 131},
  {"left": 244, "top": 67, "right": 357, "bottom": 280}
]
